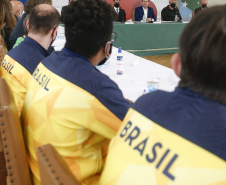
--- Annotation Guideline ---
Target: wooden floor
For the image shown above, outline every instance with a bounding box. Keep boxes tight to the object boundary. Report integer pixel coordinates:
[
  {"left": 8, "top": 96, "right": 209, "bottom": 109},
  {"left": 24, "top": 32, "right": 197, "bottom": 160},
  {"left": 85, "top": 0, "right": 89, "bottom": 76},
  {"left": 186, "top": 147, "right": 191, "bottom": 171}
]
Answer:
[{"left": 143, "top": 55, "right": 173, "bottom": 69}]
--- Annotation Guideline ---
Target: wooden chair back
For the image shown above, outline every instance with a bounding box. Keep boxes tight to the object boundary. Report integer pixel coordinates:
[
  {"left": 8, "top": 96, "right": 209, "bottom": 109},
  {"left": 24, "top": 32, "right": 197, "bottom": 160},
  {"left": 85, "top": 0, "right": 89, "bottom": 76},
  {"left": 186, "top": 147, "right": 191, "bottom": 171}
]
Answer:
[
  {"left": 0, "top": 77, "right": 32, "bottom": 185},
  {"left": 37, "top": 144, "right": 80, "bottom": 185}
]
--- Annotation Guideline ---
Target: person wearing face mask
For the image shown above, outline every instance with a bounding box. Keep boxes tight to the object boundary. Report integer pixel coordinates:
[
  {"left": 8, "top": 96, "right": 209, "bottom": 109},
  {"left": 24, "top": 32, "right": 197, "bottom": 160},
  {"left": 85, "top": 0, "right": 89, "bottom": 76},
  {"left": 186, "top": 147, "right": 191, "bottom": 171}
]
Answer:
[
  {"left": 194, "top": 0, "right": 208, "bottom": 16},
  {"left": 10, "top": 0, "right": 24, "bottom": 22},
  {"left": 8, "top": 0, "right": 53, "bottom": 50},
  {"left": 161, "top": 0, "right": 182, "bottom": 21},
  {"left": 0, "top": 4, "right": 60, "bottom": 117},
  {"left": 113, "top": 0, "right": 126, "bottom": 22},
  {"left": 20, "top": 0, "right": 131, "bottom": 184}
]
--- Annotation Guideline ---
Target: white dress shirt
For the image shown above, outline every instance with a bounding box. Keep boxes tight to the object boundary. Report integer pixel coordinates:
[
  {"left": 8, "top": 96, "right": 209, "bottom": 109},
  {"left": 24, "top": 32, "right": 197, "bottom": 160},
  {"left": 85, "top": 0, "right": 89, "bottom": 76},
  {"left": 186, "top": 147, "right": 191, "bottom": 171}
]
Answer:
[
  {"left": 114, "top": 7, "right": 119, "bottom": 14},
  {"left": 143, "top": 7, "right": 148, "bottom": 19}
]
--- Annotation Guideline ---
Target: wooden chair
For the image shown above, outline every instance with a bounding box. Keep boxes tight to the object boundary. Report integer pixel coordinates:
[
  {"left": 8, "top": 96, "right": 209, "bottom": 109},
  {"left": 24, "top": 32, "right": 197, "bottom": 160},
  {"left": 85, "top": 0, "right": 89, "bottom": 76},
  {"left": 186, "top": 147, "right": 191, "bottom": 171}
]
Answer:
[
  {"left": 37, "top": 144, "right": 80, "bottom": 185},
  {"left": 132, "top": 10, "right": 135, "bottom": 21},
  {"left": 0, "top": 77, "right": 32, "bottom": 185}
]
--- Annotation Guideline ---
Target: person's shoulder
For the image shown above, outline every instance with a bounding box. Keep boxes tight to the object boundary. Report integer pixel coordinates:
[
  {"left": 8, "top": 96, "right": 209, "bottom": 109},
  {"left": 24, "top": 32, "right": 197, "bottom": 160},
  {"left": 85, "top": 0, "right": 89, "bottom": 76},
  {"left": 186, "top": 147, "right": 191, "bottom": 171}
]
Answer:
[
  {"left": 135, "top": 6, "right": 142, "bottom": 10},
  {"left": 133, "top": 90, "right": 170, "bottom": 110},
  {"left": 162, "top": 5, "right": 169, "bottom": 11},
  {"left": 7, "top": 43, "right": 22, "bottom": 56},
  {"left": 148, "top": 6, "right": 154, "bottom": 10},
  {"left": 194, "top": 7, "right": 201, "bottom": 12},
  {"left": 94, "top": 68, "right": 114, "bottom": 84},
  {"left": 120, "top": 8, "right": 125, "bottom": 12}
]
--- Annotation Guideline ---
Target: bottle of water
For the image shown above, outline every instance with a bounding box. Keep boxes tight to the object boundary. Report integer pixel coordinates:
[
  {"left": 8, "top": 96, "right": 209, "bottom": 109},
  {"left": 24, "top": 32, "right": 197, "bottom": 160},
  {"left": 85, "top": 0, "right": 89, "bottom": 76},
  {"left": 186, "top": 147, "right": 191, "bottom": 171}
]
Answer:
[
  {"left": 142, "top": 15, "right": 146, "bottom": 23},
  {"left": 175, "top": 14, "right": 178, "bottom": 22},
  {"left": 116, "top": 47, "right": 123, "bottom": 75}
]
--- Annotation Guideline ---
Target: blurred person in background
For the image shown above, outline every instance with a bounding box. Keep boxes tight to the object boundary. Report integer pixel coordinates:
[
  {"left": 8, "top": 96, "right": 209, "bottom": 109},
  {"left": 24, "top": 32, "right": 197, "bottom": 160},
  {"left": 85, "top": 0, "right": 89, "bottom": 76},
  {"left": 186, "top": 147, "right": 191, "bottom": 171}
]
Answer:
[
  {"left": 8, "top": 0, "right": 52, "bottom": 50},
  {"left": 113, "top": 0, "right": 126, "bottom": 22},
  {"left": 0, "top": 0, "right": 16, "bottom": 50},
  {"left": 13, "top": 14, "right": 29, "bottom": 48},
  {"left": 193, "top": 0, "right": 208, "bottom": 17},
  {"left": 161, "top": 0, "right": 182, "bottom": 21},
  {"left": 10, "top": 0, "right": 24, "bottom": 21},
  {"left": 135, "top": 0, "right": 156, "bottom": 22}
]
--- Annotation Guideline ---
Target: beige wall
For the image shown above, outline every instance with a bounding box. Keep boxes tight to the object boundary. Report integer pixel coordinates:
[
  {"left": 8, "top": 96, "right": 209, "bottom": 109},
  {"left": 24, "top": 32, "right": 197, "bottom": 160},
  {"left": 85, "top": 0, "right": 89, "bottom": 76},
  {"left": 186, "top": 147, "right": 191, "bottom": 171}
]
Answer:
[{"left": 208, "top": 0, "right": 226, "bottom": 7}]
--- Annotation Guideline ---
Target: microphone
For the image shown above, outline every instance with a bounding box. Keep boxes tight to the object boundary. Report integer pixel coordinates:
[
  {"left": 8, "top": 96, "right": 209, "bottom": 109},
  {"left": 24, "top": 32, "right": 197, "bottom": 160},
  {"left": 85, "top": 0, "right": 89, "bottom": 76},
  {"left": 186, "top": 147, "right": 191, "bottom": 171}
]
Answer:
[{"left": 148, "top": 8, "right": 154, "bottom": 23}]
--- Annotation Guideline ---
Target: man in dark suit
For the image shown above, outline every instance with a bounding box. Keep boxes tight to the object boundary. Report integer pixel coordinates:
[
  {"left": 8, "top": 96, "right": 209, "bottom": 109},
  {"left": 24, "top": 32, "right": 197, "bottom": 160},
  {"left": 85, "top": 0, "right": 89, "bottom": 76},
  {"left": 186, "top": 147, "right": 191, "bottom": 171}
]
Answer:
[
  {"left": 194, "top": 0, "right": 207, "bottom": 16},
  {"left": 135, "top": 0, "right": 156, "bottom": 22},
  {"left": 113, "top": 0, "right": 126, "bottom": 22}
]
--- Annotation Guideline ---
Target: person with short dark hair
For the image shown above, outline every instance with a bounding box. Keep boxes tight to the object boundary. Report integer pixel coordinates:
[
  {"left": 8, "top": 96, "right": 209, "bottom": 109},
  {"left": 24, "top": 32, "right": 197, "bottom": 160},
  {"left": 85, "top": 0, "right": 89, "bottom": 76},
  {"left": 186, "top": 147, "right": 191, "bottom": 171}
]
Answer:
[
  {"left": 99, "top": 6, "right": 226, "bottom": 184},
  {"left": 113, "top": 0, "right": 126, "bottom": 22},
  {"left": 161, "top": 0, "right": 182, "bottom": 21},
  {"left": 8, "top": 0, "right": 52, "bottom": 50},
  {"left": 21, "top": 0, "right": 130, "bottom": 184},
  {"left": 0, "top": 4, "right": 60, "bottom": 116},
  {"left": 194, "top": 0, "right": 208, "bottom": 16},
  {"left": 135, "top": 0, "right": 156, "bottom": 22}
]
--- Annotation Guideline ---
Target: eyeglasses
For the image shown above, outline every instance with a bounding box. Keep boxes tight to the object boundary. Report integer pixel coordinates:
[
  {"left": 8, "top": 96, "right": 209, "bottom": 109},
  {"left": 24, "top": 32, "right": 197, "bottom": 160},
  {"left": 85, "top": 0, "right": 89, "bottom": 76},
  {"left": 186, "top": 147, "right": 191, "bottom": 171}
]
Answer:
[{"left": 112, "top": 32, "right": 118, "bottom": 42}]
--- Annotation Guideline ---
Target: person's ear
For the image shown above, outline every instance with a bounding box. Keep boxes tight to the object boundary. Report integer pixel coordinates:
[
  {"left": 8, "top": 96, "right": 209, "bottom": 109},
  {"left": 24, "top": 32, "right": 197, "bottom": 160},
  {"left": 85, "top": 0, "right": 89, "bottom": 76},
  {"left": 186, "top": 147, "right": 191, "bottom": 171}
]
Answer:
[
  {"left": 105, "top": 41, "right": 112, "bottom": 58},
  {"left": 53, "top": 27, "right": 58, "bottom": 39},
  {"left": 15, "top": 9, "right": 20, "bottom": 17},
  {"left": 26, "top": 19, "right": 29, "bottom": 31},
  {"left": 171, "top": 52, "right": 181, "bottom": 77}
]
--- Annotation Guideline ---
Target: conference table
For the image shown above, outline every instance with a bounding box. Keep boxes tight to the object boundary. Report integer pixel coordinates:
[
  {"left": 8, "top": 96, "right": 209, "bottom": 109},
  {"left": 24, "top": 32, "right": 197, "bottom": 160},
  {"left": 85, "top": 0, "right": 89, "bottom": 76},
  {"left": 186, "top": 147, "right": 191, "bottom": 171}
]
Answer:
[
  {"left": 113, "top": 21, "right": 188, "bottom": 56},
  {"left": 53, "top": 26, "right": 180, "bottom": 102},
  {"left": 97, "top": 47, "right": 180, "bottom": 102}
]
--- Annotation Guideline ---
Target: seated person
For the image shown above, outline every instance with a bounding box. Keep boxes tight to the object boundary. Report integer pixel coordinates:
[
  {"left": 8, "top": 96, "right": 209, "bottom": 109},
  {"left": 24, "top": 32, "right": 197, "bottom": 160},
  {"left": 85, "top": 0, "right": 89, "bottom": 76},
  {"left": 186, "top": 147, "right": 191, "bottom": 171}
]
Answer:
[
  {"left": 0, "top": 0, "right": 16, "bottom": 51},
  {"left": 8, "top": 0, "right": 52, "bottom": 50},
  {"left": 194, "top": 0, "right": 208, "bottom": 16},
  {"left": 161, "top": 0, "right": 182, "bottom": 21},
  {"left": 21, "top": 0, "right": 131, "bottom": 184},
  {"left": 10, "top": 0, "right": 24, "bottom": 21},
  {"left": 135, "top": 0, "right": 156, "bottom": 22},
  {"left": 113, "top": 0, "right": 126, "bottom": 22},
  {"left": 0, "top": 4, "right": 60, "bottom": 116},
  {"left": 100, "top": 6, "right": 226, "bottom": 185},
  {"left": 13, "top": 14, "right": 29, "bottom": 48}
]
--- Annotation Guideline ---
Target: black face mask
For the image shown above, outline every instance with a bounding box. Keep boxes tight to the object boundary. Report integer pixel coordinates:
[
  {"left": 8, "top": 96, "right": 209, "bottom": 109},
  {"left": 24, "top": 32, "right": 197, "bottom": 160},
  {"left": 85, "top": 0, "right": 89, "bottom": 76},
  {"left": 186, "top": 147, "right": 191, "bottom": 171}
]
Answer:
[
  {"left": 49, "top": 29, "right": 57, "bottom": 47},
  {"left": 171, "top": 3, "right": 176, "bottom": 8},
  {"left": 98, "top": 57, "right": 108, "bottom": 66},
  {"left": 114, "top": 2, "right": 120, "bottom": 8},
  {"left": 201, "top": 4, "right": 207, "bottom": 9},
  {"left": 98, "top": 43, "right": 112, "bottom": 66}
]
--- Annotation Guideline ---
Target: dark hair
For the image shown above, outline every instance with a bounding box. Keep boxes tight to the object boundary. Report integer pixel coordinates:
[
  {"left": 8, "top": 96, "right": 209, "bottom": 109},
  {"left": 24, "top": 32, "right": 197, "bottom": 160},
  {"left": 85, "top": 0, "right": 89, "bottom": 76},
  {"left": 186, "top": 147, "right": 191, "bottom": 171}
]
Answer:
[
  {"left": 23, "top": 14, "right": 29, "bottom": 35},
  {"left": 61, "top": 0, "right": 116, "bottom": 58},
  {"left": 29, "top": 4, "right": 60, "bottom": 35},
  {"left": 25, "top": 0, "right": 52, "bottom": 14},
  {"left": 179, "top": 6, "right": 226, "bottom": 104}
]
